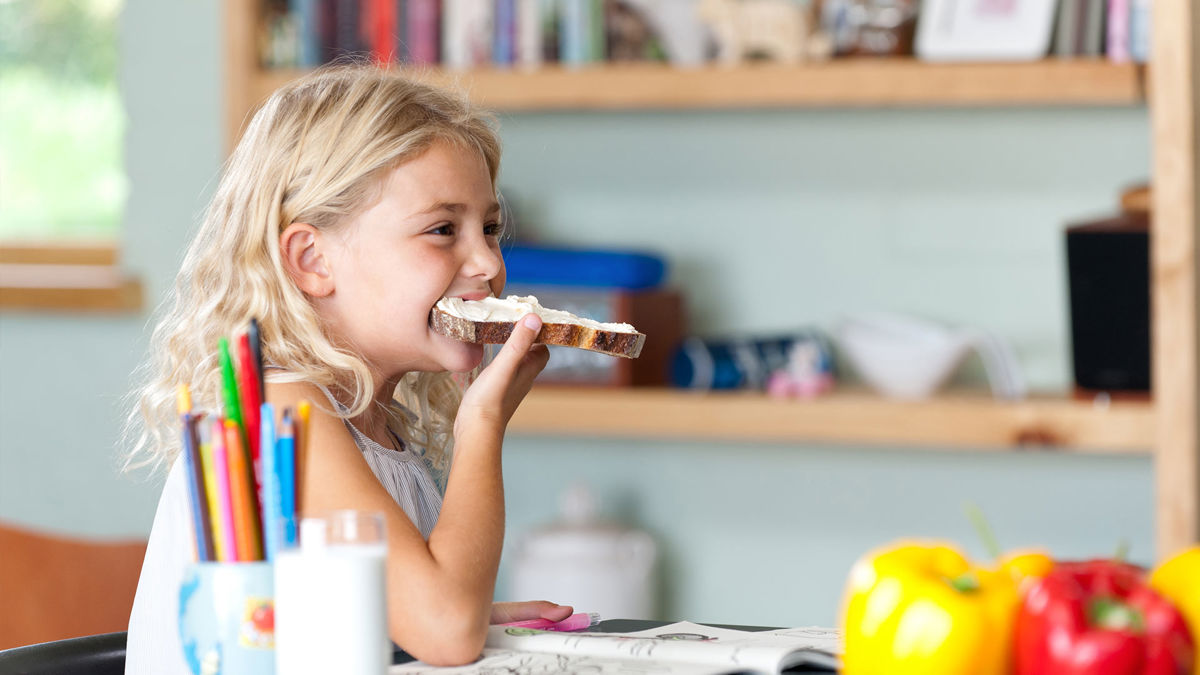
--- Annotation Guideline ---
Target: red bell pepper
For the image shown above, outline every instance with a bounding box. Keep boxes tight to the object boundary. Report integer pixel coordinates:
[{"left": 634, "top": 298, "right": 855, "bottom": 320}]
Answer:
[{"left": 1015, "top": 559, "right": 1195, "bottom": 675}]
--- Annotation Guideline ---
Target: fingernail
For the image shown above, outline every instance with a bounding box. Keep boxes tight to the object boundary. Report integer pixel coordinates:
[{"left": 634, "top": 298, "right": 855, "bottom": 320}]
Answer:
[{"left": 522, "top": 314, "right": 542, "bottom": 330}]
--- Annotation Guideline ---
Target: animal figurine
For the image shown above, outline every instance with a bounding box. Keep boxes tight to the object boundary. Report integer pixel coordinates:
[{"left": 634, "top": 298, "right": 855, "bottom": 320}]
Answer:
[
  {"left": 605, "top": 0, "right": 661, "bottom": 61},
  {"left": 697, "top": 0, "right": 833, "bottom": 64}
]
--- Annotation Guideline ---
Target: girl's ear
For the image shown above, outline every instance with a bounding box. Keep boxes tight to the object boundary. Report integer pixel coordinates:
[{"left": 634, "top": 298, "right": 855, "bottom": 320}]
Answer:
[{"left": 280, "top": 223, "right": 334, "bottom": 297}]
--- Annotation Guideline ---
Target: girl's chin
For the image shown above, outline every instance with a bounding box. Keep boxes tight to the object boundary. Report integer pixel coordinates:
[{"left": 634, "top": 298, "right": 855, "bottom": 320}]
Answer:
[{"left": 440, "top": 341, "right": 485, "bottom": 372}]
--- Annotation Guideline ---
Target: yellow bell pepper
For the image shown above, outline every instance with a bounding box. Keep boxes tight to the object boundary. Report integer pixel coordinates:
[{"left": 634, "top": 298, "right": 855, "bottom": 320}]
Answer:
[
  {"left": 840, "top": 541, "right": 1053, "bottom": 675},
  {"left": 1149, "top": 545, "right": 1200, "bottom": 675}
]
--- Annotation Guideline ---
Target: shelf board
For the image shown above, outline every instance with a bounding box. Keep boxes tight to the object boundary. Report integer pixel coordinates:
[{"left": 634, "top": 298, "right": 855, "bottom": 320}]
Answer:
[
  {"left": 251, "top": 59, "right": 1146, "bottom": 113},
  {"left": 508, "top": 387, "right": 1155, "bottom": 453}
]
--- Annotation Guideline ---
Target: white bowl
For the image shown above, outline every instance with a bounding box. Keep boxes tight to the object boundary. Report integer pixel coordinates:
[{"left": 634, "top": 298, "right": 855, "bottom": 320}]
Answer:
[{"left": 836, "top": 313, "right": 974, "bottom": 399}]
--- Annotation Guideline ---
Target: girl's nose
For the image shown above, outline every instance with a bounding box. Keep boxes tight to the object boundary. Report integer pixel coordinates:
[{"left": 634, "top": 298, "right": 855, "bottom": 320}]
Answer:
[{"left": 463, "top": 238, "right": 503, "bottom": 280}]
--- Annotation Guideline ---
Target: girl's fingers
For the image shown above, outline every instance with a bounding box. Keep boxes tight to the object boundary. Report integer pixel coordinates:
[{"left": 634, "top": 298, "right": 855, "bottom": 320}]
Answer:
[
  {"left": 490, "top": 601, "right": 573, "bottom": 624},
  {"left": 502, "top": 313, "right": 542, "bottom": 359}
]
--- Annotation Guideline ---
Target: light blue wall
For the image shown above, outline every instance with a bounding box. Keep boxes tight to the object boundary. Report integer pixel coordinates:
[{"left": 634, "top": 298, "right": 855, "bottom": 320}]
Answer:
[{"left": 0, "top": 0, "right": 1153, "bottom": 628}]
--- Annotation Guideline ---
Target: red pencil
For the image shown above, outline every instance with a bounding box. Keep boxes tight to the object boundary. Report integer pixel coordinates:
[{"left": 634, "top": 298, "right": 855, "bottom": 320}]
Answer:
[{"left": 235, "top": 332, "right": 263, "bottom": 497}]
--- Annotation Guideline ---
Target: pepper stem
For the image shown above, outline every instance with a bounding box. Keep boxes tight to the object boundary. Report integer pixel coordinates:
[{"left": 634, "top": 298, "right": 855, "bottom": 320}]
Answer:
[
  {"left": 1113, "top": 538, "right": 1130, "bottom": 562},
  {"left": 1089, "top": 597, "right": 1145, "bottom": 632},
  {"left": 948, "top": 572, "right": 981, "bottom": 593},
  {"left": 965, "top": 502, "right": 1003, "bottom": 561}
]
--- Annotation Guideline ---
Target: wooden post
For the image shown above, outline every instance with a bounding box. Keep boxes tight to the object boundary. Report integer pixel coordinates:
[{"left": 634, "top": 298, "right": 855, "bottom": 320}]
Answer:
[
  {"left": 1151, "top": 0, "right": 1200, "bottom": 558},
  {"left": 222, "top": 0, "right": 257, "bottom": 153}
]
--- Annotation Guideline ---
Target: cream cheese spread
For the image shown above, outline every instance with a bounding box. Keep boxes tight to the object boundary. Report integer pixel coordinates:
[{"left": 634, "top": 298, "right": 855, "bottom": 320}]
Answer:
[{"left": 436, "top": 295, "right": 638, "bottom": 334}]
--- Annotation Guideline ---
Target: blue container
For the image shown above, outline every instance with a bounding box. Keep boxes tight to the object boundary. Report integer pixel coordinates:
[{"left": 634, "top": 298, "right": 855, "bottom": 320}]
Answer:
[{"left": 502, "top": 244, "right": 667, "bottom": 290}]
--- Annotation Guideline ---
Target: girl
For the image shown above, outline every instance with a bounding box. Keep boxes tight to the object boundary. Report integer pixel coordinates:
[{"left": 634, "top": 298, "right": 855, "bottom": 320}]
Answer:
[{"left": 125, "top": 63, "right": 572, "bottom": 672}]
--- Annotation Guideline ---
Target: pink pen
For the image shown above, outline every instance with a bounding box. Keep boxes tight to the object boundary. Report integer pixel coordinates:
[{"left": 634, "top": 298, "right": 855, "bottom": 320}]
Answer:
[{"left": 502, "top": 612, "right": 599, "bottom": 632}]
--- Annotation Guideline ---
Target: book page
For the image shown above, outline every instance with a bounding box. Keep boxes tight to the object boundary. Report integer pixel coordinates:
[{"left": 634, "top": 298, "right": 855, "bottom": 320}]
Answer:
[
  {"left": 391, "top": 621, "right": 840, "bottom": 674},
  {"left": 391, "top": 650, "right": 732, "bottom": 675}
]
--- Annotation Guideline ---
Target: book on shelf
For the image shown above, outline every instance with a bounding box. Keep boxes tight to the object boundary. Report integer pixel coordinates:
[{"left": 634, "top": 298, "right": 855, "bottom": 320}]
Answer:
[
  {"left": 442, "top": 0, "right": 493, "bottom": 69},
  {"left": 390, "top": 621, "right": 841, "bottom": 674},
  {"left": 406, "top": 0, "right": 442, "bottom": 65},
  {"left": 1107, "top": 0, "right": 1131, "bottom": 62}
]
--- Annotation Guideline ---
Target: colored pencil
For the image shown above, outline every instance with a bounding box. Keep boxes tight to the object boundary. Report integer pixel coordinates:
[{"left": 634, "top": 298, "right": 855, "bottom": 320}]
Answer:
[
  {"left": 224, "top": 419, "right": 263, "bottom": 561},
  {"left": 209, "top": 419, "right": 239, "bottom": 562},
  {"left": 218, "top": 337, "right": 243, "bottom": 431},
  {"left": 235, "top": 331, "right": 263, "bottom": 497},
  {"left": 259, "top": 403, "right": 280, "bottom": 560},
  {"left": 248, "top": 318, "right": 265, "bottom": 400},
  {"left": 278, "top": 408, "right": 298, "bottom": 548},
  {"left": 296, "top": 399, "right": 311, "bottom": 513},
  {"left": 198, "top": 424, "right": 230, "bottom": 562},
  {"left": 176, "top": 385, "right": 214, "bottom": 562},
  {"left": 181, "top": 412, "right": 214, "bottom": 562}
]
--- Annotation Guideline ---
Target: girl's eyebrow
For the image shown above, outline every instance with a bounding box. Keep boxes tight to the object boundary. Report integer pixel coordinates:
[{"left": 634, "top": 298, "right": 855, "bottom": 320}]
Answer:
[{"left": 416, "top": 201, "right": 502, "bottom": 216}]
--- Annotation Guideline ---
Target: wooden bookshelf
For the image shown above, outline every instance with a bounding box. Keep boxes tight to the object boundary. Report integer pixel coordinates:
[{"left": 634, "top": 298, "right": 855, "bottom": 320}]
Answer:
[
  {"left": 249, "top": 59, "right": 1145, "bottom": 114},
  {"left": 509, "top": 388, "right": 1154, "bottom": 453},
  {"left": 224, "top": 0, "right": 1198, "bottom": 555}
]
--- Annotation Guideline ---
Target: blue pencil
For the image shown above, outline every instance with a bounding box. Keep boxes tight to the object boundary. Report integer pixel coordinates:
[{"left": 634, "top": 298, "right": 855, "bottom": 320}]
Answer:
[
  {"left": 278, "top": 408, "right": 297, "bottom": 548},
  {"left": 259, "top": 402, "right": 279, "bottom": 560}
]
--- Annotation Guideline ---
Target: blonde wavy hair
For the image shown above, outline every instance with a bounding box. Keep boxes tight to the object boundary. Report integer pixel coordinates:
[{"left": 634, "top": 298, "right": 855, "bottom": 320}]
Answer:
[{"left": 125, "top": 63, "right": 502, "bottom": 477}]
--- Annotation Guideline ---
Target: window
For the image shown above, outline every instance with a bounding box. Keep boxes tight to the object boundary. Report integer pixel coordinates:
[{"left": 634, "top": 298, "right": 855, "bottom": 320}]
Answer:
[
  {"left": 1, "top": 0, "right": 126, "bottom": 240},
  {"left": 0, "top": 0, "right": 139, "bottom": 311}
]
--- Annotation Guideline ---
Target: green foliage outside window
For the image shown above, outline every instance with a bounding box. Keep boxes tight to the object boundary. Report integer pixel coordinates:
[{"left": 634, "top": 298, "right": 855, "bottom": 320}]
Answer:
[{"left": 0, "top": 0, "right": 126, "bottom": 240}]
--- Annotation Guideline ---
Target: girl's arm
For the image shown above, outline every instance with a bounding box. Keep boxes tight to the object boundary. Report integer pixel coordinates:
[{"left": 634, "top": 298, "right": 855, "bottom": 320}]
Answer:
[{"left": 268, "top": 314, "right": 549, "bottom": 666}]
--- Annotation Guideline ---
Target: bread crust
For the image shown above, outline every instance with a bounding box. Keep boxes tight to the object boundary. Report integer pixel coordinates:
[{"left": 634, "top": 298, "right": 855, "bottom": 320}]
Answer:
[{"left": 430, "top": 306, "right": 645, "bottom": 359}]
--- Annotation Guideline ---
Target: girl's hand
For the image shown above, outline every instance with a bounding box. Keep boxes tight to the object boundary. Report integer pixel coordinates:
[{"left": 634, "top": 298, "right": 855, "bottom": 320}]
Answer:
[
  {"left": 490, "top": 601, "right": 574, "bottom": 625},
  {"left": 456, "top": 313, "right": 549, "bottom": 437}
]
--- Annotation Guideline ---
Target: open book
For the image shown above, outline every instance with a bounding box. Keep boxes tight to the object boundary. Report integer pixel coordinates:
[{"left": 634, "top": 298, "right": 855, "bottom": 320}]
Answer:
[{"left": 390, "top": 621, "right": 841, "bottom": 674}]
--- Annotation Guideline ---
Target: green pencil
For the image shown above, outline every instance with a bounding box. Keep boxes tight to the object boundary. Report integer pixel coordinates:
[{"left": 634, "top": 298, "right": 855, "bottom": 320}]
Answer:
[{"left": 218, "top": 336, "right": 243, "bottom": 429}]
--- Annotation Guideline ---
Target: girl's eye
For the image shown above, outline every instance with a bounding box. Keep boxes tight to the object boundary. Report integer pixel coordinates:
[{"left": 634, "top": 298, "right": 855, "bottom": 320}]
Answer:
[
  {"left": 429, "top": 223, "right": 454, "bottom": 236},
  {"left": 484, "top": 222, "right": 504, "bottom": 237}
]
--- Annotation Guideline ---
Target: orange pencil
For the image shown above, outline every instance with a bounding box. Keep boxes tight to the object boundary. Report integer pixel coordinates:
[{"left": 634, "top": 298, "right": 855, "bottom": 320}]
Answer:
[{"left": 224, "top": 419, "right": 263, "bottom": 561}]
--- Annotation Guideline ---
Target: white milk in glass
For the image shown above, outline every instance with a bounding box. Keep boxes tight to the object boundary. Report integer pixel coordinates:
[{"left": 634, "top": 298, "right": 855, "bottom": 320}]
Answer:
[{"left": 275, "top": 512, "right": 389, "bottom": 675}]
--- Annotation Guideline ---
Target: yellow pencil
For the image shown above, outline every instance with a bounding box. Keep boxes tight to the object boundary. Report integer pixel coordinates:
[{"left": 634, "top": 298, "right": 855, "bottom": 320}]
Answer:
[
  {"left": 176, "top": 383, "right": 192, "bottom": 415},
  {"left": 296, "top": 399, "right": 311, "bottom": 513},
  {"left": 224, "top": 419, "right": 263, "bottom": 561},
  {"left": 198, "top": 434, "right": 229, "bottom": 562}
]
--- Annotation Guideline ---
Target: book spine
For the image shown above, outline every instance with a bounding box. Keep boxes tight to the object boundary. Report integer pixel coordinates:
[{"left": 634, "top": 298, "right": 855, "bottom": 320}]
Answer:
[
  {"left": 320, "top": 0, "right": 339, "bottom": 63},
  {"left": 516, "top": 0, "right": 543, "bottom": 69},
  {"left": 465, "top": 1, "right": 494, "bottom": 67},
  {"left": 559, "top": 0, "right": 587, "bottom": 67},
  {"left": 368, "top": 0, "right": 398, "bottom": 64},
  {"left": 1081, "top": 0, "right": 1106, "bottom": 56},
  {"left": 588, "top": 0, "right": 605, "bottom": 62},
  {"left": 407, "top": 0, "right": 441, "bottom": 65},
  {"left": 493, "top": 0, "right": 517, "bottom": 66},
  {"left": 395, "top": 0, "right": 410, "bottom": 64},
  {"left": 442, "top": 0, "right": 468, "bottom": 68},
  {"left": 292, "top": 0, "right": 323, "bottom": 67},
  {"left": 540, "top": 0, "right": 559, "bottom": 63},
  {"left": 1107, "top": 0, "right": 1131, "bottom": 62},
  {"left": 1128, "top": 0, "right": 1151, "bottom": 63},
  {"left": 1052, "top": 0, "right": 1080, "bottom": 57},
  {"left": 333, "top": 0, "right": 367, "bottom": 59}
]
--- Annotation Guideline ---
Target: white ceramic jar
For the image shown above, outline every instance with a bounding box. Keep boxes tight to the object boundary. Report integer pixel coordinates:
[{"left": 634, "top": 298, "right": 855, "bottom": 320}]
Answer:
[{"left": 510, "top": 484, "right": 659, "bottom": 620}]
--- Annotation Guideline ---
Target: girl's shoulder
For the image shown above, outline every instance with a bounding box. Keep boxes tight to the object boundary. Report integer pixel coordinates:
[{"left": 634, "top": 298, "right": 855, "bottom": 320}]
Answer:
[{"left": 263, "top": 379, "right": 327, "bottom": 409}]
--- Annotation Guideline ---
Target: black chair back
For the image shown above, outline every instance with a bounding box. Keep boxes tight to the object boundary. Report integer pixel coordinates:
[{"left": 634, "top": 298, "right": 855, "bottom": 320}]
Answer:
[{"left": 0, "top": 632, "right": 125, "bottom": 675}]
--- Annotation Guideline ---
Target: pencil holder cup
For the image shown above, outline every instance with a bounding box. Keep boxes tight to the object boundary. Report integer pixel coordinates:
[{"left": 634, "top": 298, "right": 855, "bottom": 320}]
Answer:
[{"left": 178, "top": 561, "right": 275, "bottom": 675}]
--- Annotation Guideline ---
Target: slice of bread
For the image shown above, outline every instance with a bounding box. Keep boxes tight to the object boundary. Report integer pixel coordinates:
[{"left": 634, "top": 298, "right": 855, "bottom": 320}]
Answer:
[{"left": 431, "top": 295, "right": 646, "bottom": 359}]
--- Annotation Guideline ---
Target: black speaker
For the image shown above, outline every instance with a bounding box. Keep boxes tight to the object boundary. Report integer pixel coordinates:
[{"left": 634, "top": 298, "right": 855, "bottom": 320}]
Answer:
[{"left": 1066, "top": 212, "right": 1151, "bottom": 392}]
